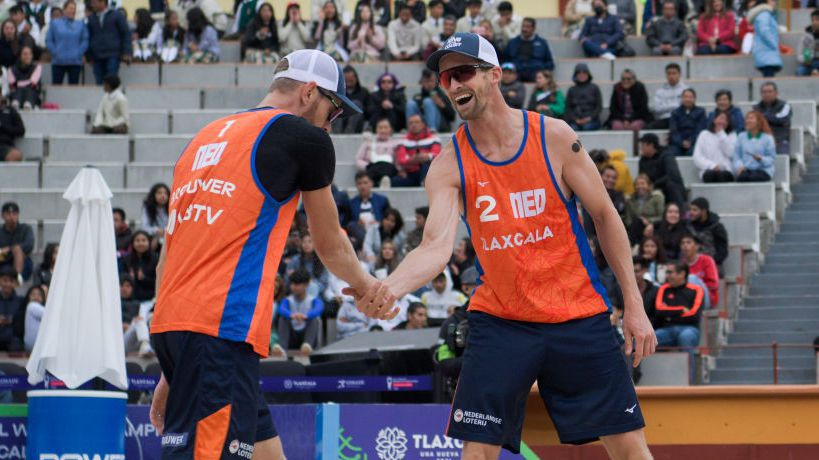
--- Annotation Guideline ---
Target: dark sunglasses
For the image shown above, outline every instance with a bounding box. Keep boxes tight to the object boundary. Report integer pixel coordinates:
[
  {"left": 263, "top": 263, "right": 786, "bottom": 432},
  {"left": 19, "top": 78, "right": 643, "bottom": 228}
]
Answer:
[
  {"left": 318, "top": 88, "right": 344, "bottom": 124},
  {"left": 439, "top": 63, "right": 495, "bottom": 89}
]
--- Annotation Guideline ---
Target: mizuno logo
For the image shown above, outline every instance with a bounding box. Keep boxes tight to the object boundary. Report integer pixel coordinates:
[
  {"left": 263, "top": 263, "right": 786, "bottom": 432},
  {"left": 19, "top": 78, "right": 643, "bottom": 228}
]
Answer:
[
  {"left": 477, "top": 181, "right": 489, "bottom": 187},
  {"left": 625, "top": 404, "right": 637, "bottom": 414}
]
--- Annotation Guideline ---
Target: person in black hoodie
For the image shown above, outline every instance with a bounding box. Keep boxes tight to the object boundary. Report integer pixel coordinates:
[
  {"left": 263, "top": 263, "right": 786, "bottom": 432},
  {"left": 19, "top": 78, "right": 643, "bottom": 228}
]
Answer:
[
  {"left": 333, "top": 66, "right": 369, "bottom": 134},
  {"left": 608, "top": 69, "right": 652, "bottom": 134},
  {"left": 0, "top": 95, "right": 25, "bottom": 162},
  {"left": 638, "top": 133, "right": 685, "bottom": 206},
  {"left": 686, "top": 197, "right": 728, "bottom": 266},
  {"left": 367, "top": 71, "right": 407, "bottom": 132},
  {"left": 564, "top": 62, "right": 602, "bottom": 131},
  {"left": 241, "top": 2, "right": 279, "bottom": 64},
  {"left": 654, "top": 261, "right": 703, "bottom": 381}
]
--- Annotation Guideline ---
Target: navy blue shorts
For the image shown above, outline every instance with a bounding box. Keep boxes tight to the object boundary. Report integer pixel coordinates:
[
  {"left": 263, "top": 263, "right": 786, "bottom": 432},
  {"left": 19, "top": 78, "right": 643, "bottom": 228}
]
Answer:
[
  {"left": 153, "top": 331, "right": 277, "bottom": 459},
  {"left": 447, "top": 311, "right": 644, "bottom": 453}
]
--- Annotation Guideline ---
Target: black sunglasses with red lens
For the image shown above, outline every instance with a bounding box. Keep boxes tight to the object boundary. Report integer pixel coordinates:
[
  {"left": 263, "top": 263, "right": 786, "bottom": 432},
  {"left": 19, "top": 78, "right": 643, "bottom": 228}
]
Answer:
[{"left": 439, "top": 63, "right": 495, "bottom": 89}]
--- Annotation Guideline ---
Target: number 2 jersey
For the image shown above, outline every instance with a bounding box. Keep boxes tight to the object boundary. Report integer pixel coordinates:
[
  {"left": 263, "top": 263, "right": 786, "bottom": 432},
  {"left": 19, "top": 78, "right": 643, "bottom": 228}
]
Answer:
[
  {"left": 453, "top": 110, "right": 610, "bottom": 323},
  {"left": 151, "top": 108, "right": 335, "bottom": 356}
]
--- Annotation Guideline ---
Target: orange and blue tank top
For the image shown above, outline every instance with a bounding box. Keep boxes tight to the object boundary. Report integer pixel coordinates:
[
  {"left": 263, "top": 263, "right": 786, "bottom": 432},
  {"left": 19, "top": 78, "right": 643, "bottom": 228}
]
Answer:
[
  {"left": 151, "top": 108, "right": 299, "bottom": 356},
  {"left": 454, "top": 110, "right": 611, "bottom": 323}
]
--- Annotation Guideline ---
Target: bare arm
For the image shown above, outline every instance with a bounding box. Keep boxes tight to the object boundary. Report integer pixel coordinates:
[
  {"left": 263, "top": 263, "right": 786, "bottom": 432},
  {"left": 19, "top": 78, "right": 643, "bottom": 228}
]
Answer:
[
  {"left": 303, "top": 185, "right": 373, "bottom": 294},
  {"left": 384, "top": 145, "right": 461, "bottom": 298},
  {"left": 555, "top": 121, "right": 657, "bottom": 366},
  {"left": 155, "top": 242, "right": 167, "bottom": 296}
]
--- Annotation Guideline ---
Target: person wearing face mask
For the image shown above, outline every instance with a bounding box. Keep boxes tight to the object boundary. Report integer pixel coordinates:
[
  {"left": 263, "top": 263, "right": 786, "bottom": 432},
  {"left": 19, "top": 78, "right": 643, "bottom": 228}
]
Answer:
[{"left": 578, "top": 0, "right": 625, "bottom": 60}]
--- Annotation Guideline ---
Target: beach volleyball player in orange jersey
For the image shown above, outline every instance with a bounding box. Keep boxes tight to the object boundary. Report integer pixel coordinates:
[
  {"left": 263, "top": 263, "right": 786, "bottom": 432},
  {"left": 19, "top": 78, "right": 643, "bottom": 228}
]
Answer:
[
  {"left": 356, "top": 33, "right": 657, "bottom": 460},
  {"left": 147, "top": 49, "right": 397, "bottom": 460}
]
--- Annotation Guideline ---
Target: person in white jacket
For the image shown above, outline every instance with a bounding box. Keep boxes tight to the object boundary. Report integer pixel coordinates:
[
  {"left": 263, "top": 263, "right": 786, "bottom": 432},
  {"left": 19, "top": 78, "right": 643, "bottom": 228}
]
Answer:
[
  {"left": 91, "top": 75, "right": 129, "bottom": 134},
  {"left": 279, "top": 2, "right": 312, "bottom": 55},
  {"left": 692, "top": 111, "right": 737, "bottom": 182}
]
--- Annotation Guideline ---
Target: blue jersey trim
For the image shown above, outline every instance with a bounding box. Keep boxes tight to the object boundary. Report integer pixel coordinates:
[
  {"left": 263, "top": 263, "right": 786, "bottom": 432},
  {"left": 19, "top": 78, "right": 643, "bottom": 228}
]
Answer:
[
  {"left": 452, "top": 133, "right": 468, "bottom": 221},
  {"left": 538, "top": 115, "right": 610, "bottom": 310},
  {"left": 249, "top": 112, "right": 299, "bottom": 205},
  {"left": 219, "top": 198, "right": 282, "bottom": 341},
  {"left": 464, "top": 109, "right": 529, "bottom": 166}
]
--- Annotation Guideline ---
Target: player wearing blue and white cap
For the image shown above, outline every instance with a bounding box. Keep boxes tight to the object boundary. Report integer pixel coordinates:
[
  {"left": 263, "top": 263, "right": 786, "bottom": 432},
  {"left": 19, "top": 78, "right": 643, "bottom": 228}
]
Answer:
[
  {"left": 148, "top": 49, "right": 399, "bottom": 460},
  {"left": 354, "top": 33, "right": 656, "bottom": 460}
]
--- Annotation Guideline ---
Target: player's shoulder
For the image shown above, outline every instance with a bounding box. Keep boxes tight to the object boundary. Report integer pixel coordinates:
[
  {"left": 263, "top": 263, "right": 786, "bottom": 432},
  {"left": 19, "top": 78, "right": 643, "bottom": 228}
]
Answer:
[
  {"left": 270, "top": 114, "right": 332, "bottom": 144},
  {"left": 543, "top": 117, "right": 578, "bottom": 154}
]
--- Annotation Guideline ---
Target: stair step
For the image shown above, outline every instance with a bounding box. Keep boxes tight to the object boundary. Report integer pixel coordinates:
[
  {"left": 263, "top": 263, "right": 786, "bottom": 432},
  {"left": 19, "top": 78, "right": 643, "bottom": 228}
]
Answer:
[
  {"left": 760, "top": 264, "right": 819, "bottom": 274},
  {"left": 751, "top": 273, "right": 819, "bottom": 286},
  {"left": 764, "top": 254, "right": 819, "bottom": 265},
  {"left": 773, "top": 232, "right": 819, "bottom": 243},
  {"left": 793, "top": 194, "right": 819, "bottom": 203},
  {"left": 739, "top": 307, "right": 819, "bottom": 320},
  {"left": 780, "top": 223, "right": 819, "bottom": 232},
  {"left": 743, "top": 296, "right": 819, "bottom": 307},
  {"left": 707, "top": 368, "right": 816, "bottom": 385},
  {"left": 715, "top": 346, "right": 815, "bottom": 359},
  {"left": 715, "top": 356, "right": 817, "bottom": 368},
  {"left": 732, "top": 319, "right": 819, "bottom": 333},
  {"left": 727, "top": 332, "right": 818, "bottom": 344},
  {"left": 750, "top": 286, "right": 819, "bottom": 296},
  {"left": 781, "top": 213, "right": 819, "bottom": 224},
  {"left": 766, "top": 242, "right": 819, "bottom": 255}
]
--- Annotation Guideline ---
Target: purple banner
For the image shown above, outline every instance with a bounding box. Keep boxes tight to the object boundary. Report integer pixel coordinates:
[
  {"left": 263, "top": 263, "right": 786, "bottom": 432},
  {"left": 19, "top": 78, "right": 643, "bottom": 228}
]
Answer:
[{"left": 338, "top": 404, "right": 525, "bottom": 459}]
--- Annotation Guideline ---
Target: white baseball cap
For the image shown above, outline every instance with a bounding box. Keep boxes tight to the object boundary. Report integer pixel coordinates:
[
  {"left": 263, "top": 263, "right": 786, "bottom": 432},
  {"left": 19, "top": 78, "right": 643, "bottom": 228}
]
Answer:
[{"left": 273, "top": 49, "right": 363, "bottom": 117}]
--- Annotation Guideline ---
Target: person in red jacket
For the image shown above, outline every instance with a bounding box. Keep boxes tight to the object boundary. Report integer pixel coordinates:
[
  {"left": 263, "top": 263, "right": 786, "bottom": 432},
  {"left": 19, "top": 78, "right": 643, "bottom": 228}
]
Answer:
[
  {"left": 391, "top": 113, "right": 442, "bottom": 187},
  {"left": 696, "top": 0, "right": 737, "bottom": 55},
  {"left": 680, "top": 233, "right": 719, "bottom": 307}
]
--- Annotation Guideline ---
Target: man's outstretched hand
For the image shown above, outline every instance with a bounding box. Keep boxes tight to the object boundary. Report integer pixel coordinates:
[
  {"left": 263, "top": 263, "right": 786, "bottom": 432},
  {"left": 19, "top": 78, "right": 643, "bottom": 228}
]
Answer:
[{"left": 342, "top": 280, "right": 400, "bottom": 320}]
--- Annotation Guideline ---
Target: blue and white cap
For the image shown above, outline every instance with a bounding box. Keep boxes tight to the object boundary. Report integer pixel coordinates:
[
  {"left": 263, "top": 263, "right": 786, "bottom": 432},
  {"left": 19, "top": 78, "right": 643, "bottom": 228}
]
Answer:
[
  {"left": 426, "top": 32, "right": 500, "bottom": 73},
  {"left": 273, "top": 49, "right": 362, "bottom": 117}
]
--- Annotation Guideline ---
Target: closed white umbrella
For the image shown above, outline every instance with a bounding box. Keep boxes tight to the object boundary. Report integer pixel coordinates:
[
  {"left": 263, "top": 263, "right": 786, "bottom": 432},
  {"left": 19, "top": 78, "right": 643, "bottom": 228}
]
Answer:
[{"left": 26, "top": 167, "right": 127, "bottom": 389}]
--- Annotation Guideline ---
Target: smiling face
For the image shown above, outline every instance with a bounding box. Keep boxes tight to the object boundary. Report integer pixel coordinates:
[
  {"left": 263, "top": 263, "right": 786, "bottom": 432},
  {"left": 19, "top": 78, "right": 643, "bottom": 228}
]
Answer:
[
  {"left": 375, "top": 118, "right": 392, "bottom": 140},
  {"left": 380, "top": 241, "right": 396, "bottom": 261},
  {"left": 665, "top": 203, "right": 681, "bottom": 224},
  {"left": 716, "top": 93, "right": 731, "bottom": 111},
  {"left": 438, "top": 54, "right": 499, "bottom": 121},
  {"left": 133, "top": 233, "right": 150, "bottom": 254},
  {"left": 601, "top": 168, "right": 617, "bottom": 190},
  {"left": 642, "top": 239, "right": 658, "bottom": 260}
]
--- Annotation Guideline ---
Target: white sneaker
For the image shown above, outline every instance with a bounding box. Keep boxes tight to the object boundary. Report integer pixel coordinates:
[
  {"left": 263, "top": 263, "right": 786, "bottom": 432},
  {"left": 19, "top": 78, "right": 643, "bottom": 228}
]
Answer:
[
  {"left": 270, "top": 344, "right": 285, "bottom": 357},
  {"left": 138, "top": 341, "right": 155, "bottom": 358},
  {"left": 601, "top": 52, "right": 616, "bottom": 60},
  {"left": 300, "top": 343, "right": 313, "bottom": 356},
  {"left": 379, "top": 176, "right": 391, "bottom": 189}
]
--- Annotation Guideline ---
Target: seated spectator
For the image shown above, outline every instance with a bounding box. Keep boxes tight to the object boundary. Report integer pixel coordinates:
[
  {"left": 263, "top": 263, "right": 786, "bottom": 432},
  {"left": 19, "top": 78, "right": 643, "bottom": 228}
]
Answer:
[
  {"left": 371, "top": 238, "right": 401, "bottom": 279},
  {"left": 86, "top": 0, "right": 130, "bottom": 84},
  {"left": 565, "top": 63, "right": 602, "bottom": 131},
  {"left": 422, "top": 0, "right": 445, "bottom": 47},
  {"left": 347, "top": 4, "right": 385, "bottom": 63},
  {"left": 242, "top": 2, "right": 279, "bottom": 64},
  {"left": 120, "top": 276, "right": 153, "bottom": 356},
  {"left": 395, "top": 302, "right": 428, "bottom": 329},
  {"left": 645, "top": 0, "right": 687, "bottom": 56},
  {"left": 562, "top": 0, "right": 595, "bottom": 39},
  {"left": 733, "top": 110, "right": 776, "bottom": 182},
  {"left": 613, "top": 0, "right": 637, "bottom": 34},
  {"left": 367, "top": 72, "right": 406, "bottom": 132},
  {"left": 140, "top": 183, "right": 169, "bottom": 248},
  {"left": 638, "top": 236, "right": 668, "bottom": 284},
  {"left": 707, "top": 89, "right": 744, "bottom": 133},
  {"left": 654, "top": 261, "right": 704, "bottom": 381},
  {"left": 633, "top": 257, "right": 658, "bottom": 325},
  {"left": 693, "top": 111, "right": 737, "bottom": 182},
  {"left": 499, "top": 62, "right": 525, "bottom": 109},
  {"left": 393, "top": 114, "right": 442, "bottom": 187},
  {"left": 0, "top": 20, "right": 30, "bottom": 68},
  {"left": 7, "top": 46, "right": 41, "bottom": 109},
  {"left": 183, "top": 7, "right": 220, "bottom": 63},
  {"left": 229, "top": 0, "right": 261, "bottom": 37},
  {"left": 638, "top": 133, "right": 686, "bottom": 205},
  {"left": 22, "top": 285, "right": 44, "bottom": 352},
  {"left": 32, "top": 242, "right": 57, "bottom": 289},
  {"left": 625, "top": 174, "right": 665, "bottom": 243},
  {"left": 407, "top": 68, "right": 455, "bottom": 132},
  {"left": 91, "top": 75, "right": 129, "bottom": 134},
  {"left": 796, "top": 9, "right": 819, "bottom": 76},
  {"left": 148, "top": 10, "right": 184, "bottom": 63},
  {"left": 747, "top": 0, "right": 781, "bottom": 77},
  {"left": 387, "top": 3, "right": 422, "bottom": 61},
  {"left": 278, "top": 2, "right": 311, "bottom": 56},
  {"left": 113, "top": 207, "right": 132, "bottom": 257},
  {"left": 458, "top": 266, "right": 479, "bottom": 297},
  {"left": 335, "top": 289, "right": 372, "bottom": 339},
  {"left": 679, "top": 234, "right": 719, "bottom": 306},
  {"left": 312, "top": 1, "right": 346, "bottom": 62},
  {"left": 645, "top": 202, "right": 686, "bottom": 260},
  {"left": 122, "top": 231, "right": 157, "bottom": 301},
  {"left": 349, "top": 172, "right": 391, "bottom": 229},
  {"left": 276, "top": 268, "right": 323, "bottom": 354},
  {"left": 647, "top": 62, "right": 687, "bottom": 130},
  {"left": 589, "top": 148, "right": 634, "bottom": 195},
  {"left": 0, "top": 95, "right": 24, "bottom": 162},
  {"left": 45, "top": 0, "right": 87, "bottom": 85},
  {"left": 356, "top": 118, "right": 399, "bottom": 187},
  {"left": 9, "top": 6, "right": 39, "bottom": 48},
  {"left": 601, "top": 165, "right": 627, "bottom": 220},
  {"left": 491, "top": 1, "right": 521, "bottom": 49},
  {"left": 0, "top": 266, "right": 21, "bottom": 351},
  {"left": 687, "top": 197, "right": 728, "bottom": 266},
  {"left": 404, "top": 206, "right": 428, "bottom": 254},
  {"left": 668, "top": 88, "right": 706, "bottom": 156},
  {"left": 311, "top": 0, "right": 349, "bottom": 28},
  {"left": 333, "top": 66, "right": 369, "bottom": 134},
  {"left": 526, "top": 70, "right": 564, "bottom": 118},
  {"left": 422, "top": 272, "right": 468, "bottom": 326},
  {"left": 456, "top": 0, "right": 483, "bottom": 33},
  {"left": 696, "top": 0, "right": 737, "bottom": 55},
  {"left": 579, "top": 0, "right": 625, "bottom": 60},
  {"left": 131, "top": 8, "right": 155, "bottom": 62},
  {"left": 0, "top": 202, "right": 33, "bottom": 280},
  {"left": 504, "top": 17, "right": 554, "bottom": 82},
  {"left": 474, "top": 19, "right": 503, "bottom": 58},
  {"left": 286, "top": 233, "right": 329, "bottom": 298},
  {"left": 753, "top": 82, "right": 791, "bottom": 154},
  {"left": 449, "top": 237, "right": 475, "bottom": 291},
  {"left": 423, "top": 13, "right": 456, "bottom": 59},
  {"left": 607, "top": 69, "right": 651, "bottom": 134},
  {"left": 363, "top": 208, "right": 405, "bottom": 263}
]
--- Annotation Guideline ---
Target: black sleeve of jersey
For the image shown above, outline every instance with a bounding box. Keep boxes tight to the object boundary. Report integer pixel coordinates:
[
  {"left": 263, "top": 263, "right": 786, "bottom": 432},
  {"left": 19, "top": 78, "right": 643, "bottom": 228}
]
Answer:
[{"left": 254, "top": 114, "right": 336, "bottom": 202}]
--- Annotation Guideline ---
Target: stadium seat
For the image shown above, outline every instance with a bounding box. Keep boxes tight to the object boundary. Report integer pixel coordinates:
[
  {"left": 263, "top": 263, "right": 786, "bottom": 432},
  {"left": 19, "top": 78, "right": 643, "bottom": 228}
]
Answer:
[
  {"left": 18, "top": 135, "right": 44, "bottom": 160},
  {"left": 201, "top": 87, "right": 266, "bottom": 109},
  {"left": 133, "top": 135, "right": 191, "bottom": 162},
  {"left": 219, "top": 41, "right": 241, "bottom": 64},
  {"left": 162, "top": 63, "right": 237, "bottom": 87},
  {"left": 237, "top": 65, "right": 272, "bottom": 87},
  {"left": 534, "top": 17, "right": 561, "bottom": 38},
  {"left": 42, "top": 162, "right": 125, "bottom": 189},
  {"left": 636, "top": 352, "right": 691, "bottom": 386},
  {"left": 84, "top": 63, "right": 161, "bottom": 85},
  {"left": 554, "top": 57, "right": 611, "bottom": 82},
  {"left": 172, "top": 109, "right": 237, "bottom": 133},
  {"left": 42, "top": 220, "right": 66, "bottom": 247},
  {"left": 689, "top": 182, "right": 776, "bottom": 220},
  {"left": 0, "top": 162, "right": 39, "bottom": 189},
  {"left": 46, "top": 85, "right": 104, "bottom": 111},
  {"left": 21, "top": 110, "right": 86, "bottom": 135},
  {"left": 48, "top": 135, "right": 129, "bottom": 163},
  {"left": 547, "top": 39, "right": 586, "bottom": 60},
  {"left": 127, "top": 87, "right": 202, "bottom": 110},
  {"left": 614, "top": 56, "right": 687, "bottom": 81},
  {"left": 720, "top": 214, "right": 761, "bottom": 251},
  {"left": 335, "top": 162, "right": 358, "bottom": 189},
  {"left": 127, "top": 163, "right": 174, "bottom": 189},
  {"left": 130, "top": 110, "right": 171, "bottom": 135}
]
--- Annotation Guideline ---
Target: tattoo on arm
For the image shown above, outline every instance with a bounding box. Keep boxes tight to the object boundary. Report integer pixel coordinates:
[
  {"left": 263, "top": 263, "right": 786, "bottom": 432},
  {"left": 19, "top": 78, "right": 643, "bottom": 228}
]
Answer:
[{"left": 571, "top": 139, "right": 582, "bottom": 153}]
